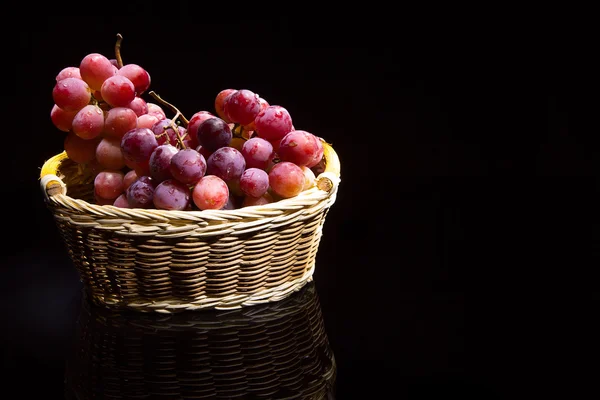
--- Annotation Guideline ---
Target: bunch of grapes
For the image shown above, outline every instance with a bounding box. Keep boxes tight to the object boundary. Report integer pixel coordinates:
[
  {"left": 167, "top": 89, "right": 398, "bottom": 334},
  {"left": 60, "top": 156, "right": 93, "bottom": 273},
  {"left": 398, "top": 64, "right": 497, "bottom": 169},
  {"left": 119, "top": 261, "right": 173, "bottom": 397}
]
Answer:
[{"left": 50, "top": 35, "right": 326, "bottom": 212}]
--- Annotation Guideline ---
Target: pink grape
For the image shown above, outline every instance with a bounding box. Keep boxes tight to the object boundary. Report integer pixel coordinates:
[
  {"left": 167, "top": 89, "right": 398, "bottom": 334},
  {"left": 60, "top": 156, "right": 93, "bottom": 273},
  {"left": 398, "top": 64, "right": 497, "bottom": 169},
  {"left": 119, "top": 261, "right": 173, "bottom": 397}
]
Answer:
[
  {"left": 192, "top": 175, "right": 229, "bottom": 210},
  {"left": 187, "top": 111, "right": 215, "bottom": 148},
  {"left": 79, "top": 53, "right": 117, "bottom": 91},
  {"left": 96, "top": 136, "right": 126, "bottom": 170},
  {"left": 63, "top": 131, "right": 99, "bottom": 164},
  {"left": 95, "top": 193, "right": 114, "bottom": 206},
  {"left": 223, "top": 89, "right": 261, "bottom": 125},
  {"left": 55, "top": 66, "right": 81, "bottom": 82},
  {"left": 52, "top": 77, "right": 91, "bottom": 112},
  {"left": 123, "top": 169, "right": 138, "bottom": 190},
  {"left": 301, "top": 166, "right": 316, "bottom": 190},
  {"left": 147, "top": 103, "right": 166, "bottom": 120},
  {"left": 153, "top": 179, "right": 191, "bottom": 211},
  {"left": 72, "top": 104, "right": 105, "bottom": 140},
  {"left": 94, "top": 170, "right": 125, "bottom": 200},
  {"left": 149, "top": 144, "right": 179, "bottom": 183},
  {"left": 277, "top": 130, "right": 322, "bottom": 167},
  {"left": 206, "top": 146, "right": 246, "bottom": 183},
  {"left": 126, "top": 177, "right": 155, "bottom": 208},
  {"left": 268, "top": 161, "right": 305, "bottom": 198},
  {"left": 243, "top": 96, "right": 269, "bottom": 132},
  {"left": 117, "top": 63, "right": 151, "bottom": 95},
  {"left": 307, "top": 138, "right": 324, "bottom": 168},
  {"left": 196, "top": 117, "right": 232, "bottom": 152},
  {"left": 170, "top": 148, "right": 206, "bottom": 185},
  {"left": 239, "top": 168, "right": 269, "bottom": 198},
  {"left": 137, "top": 114, "right": 160, "bottom": 129},
  {"left": 240, "top": 137, "right": 274, "bottom": 170},
  {"left": 127, "top": 96, "right": 148, "bottom": 116},
  {"left": 253, "top": 105, "right": 293, "bottom": 141},
  {"left": 113, "top": 193, "right": 130, "bottom": 208},
  {"left": 214, "top": 88, "right": 236, "bottom": 122},
  {"left": 50, "top": 104, "right": 77, "bottom": 132},
  {"left": 242, "top": 192, "right": 274, "bottom": 208},
  {"left": 104, "top": 106, "right": 138, "bottom": 139},
  {"left": 100, "top": 75, "right": 136, "bottom": 107}
]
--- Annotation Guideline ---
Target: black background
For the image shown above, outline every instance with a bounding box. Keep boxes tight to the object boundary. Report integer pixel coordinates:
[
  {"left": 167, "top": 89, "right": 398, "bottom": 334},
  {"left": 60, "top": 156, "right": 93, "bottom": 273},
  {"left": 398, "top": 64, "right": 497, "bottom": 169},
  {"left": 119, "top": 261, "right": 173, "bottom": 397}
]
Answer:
[{"left": 1, "top": 7, "right": 596, "bottom": 399}]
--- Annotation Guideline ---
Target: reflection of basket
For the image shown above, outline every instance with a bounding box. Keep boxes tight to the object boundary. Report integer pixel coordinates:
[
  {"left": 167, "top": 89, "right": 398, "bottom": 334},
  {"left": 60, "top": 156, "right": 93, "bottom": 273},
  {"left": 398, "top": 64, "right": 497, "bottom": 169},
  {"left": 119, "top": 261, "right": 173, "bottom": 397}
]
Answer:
[
  {"left": 39, "top": 141, "right": 340, "bottom": 312},
  {"left": 65, "top": 282, "right": 336, "bottom": 399}
]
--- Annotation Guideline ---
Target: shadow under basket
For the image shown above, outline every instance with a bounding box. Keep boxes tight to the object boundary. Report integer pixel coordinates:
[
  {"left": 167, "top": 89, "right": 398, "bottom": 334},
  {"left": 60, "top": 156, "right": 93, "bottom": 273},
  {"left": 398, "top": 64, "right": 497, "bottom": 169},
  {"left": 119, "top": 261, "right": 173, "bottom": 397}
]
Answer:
[{"left": 39, "top": 140, "right": 340, "bottom": 313}]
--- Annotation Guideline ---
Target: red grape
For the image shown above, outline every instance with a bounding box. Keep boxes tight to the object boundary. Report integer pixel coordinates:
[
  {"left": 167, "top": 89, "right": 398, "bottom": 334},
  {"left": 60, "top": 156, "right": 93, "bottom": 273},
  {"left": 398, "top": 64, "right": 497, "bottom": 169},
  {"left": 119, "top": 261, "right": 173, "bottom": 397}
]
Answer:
[
  {"left": 242, "top": 192, "right": 274, "bottom": 208},
  {"left": 278, "top": 130, "right": 322, "bottom": 167},
  {"left": 301, "top": 166, "right": 316, "bottom": 190},
  {"left": 149, "top": 144, "right": 179, "bottom": 183},
  {"left": 100, "top": 75, "right": 136, "bottom": 107},
  {"left": 104, "top": 106, "right": 138, "bottom": 139},
  {"left": 52, "top": 77, "right": 91, "bottom": 112},
  {"left": 123, "top": 169, "right": 138, "bottom": 191},
  {"left": 187, "top": 111, "right": 215, "bottom": 148},
  {"left": 196, "top": 117, "right": 232, "bottom": 152},
  {"left": 268, "top": 161, "right": 305, "bottom": 198},
  {"left": 55, "top": 66, "right": 81, "bottom": 82},
  {"left": 206, "top": 146, "right": 246, "bottom": 183},
  {"left": 126, "top": 177, "right": 155, "bottom": 208},
  {"left": 253, "top": 105, "right": 293, "bottom": 141},
  {"left": 79, "top": 53, "right": 117, "bottom": 91},
  {"left": 117, "top": 63, "right": 151, "bottom": 95},
  {"left": 121, "top": 128, "right": 159, "bottom": 164},
  {"left": 223, "top": 89, "right": 261, "bottom": 125},
  {"left": 243, "top": 96, "right": 269, "bottom": 132},
  {"left": 151, "top": 119, "right": 185, "bottom": 146},
  {"left": 63, "top": 131, "right": 99, "bottom": 164},
  {"left": 192, "top": 175, "right": 229, "bottom": 210},
  {"left": 170, "top": 148, "right": 206, "bottom": 185},
  {"left": 147, "top": 103, "right": 166, "bottom": 120},
  {"left": 153, "top": 179, "right": 191, "bottom": 211},
  {"left": 240, "top": 137, "right": 274, "bottom": 170},
  {"left": 127, "top": 96, "right": 148, "bottom": 117},
  {"left": 214, "top": 88, "right": 236, "bottom": 122},
  {"left": 50, "top": 104, "right": 77, "bottom": 132},
  {"left": 72, "top": 104, "right": 105, "bottom": 140},
  {"left": 96, "top": 136, "right": 126, "bottom": 170},
  {"left": 94, "top": 170, "right": 125, "bottom": 200},
  {"left": 239, "top": 168, "right": 269, "bottom": 198},
  {"left": 136, "top": 114, "right": 160, "bottom": 130},
  {"left": 113, "top": 193, "right": 130, "bottom": 208}
]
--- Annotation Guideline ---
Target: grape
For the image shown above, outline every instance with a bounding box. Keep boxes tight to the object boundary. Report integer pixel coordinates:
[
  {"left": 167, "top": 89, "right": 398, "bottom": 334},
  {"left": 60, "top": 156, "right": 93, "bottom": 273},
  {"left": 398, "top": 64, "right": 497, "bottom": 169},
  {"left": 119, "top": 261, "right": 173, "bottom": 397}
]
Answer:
[
  {"left": 104, "top": 106, "right": 138, "bottom": 139},
  {"left": 223, "top": 89, "right": 261, "bottom": 125},
  {"left": 153, "top": 179, "right": 191, "bottom": 211},
  {"left": 268, "top": 161, "right": 305, "bottom": 198},
  {"left": 243, "top": 96, "right": 269, "bottom": 132},
  {"left": 196, "top": 117, "right": 232, "bottom": 152},
  {"left": 301, "top": 165, "right": 316, "bottom": 190},
  {"left": 127, "top": 96, "right": 148, "bottom": 116},
  {"left": 137, "top": 114, "right": 160, "bottom": 129},
  {"left": 253, "top": 105, "right": 293, "bottom": 141},
  {"left": 121, "top": 127, "right": 159, "bottom": 164},
  {"left": 186, "top": 111, "right": 215, "bottom": 148},
  {"left": 63, "top": 131, "right": 99, "bottom": 164},
  {"left": 112, "top": 193, "right": 130, "bottom": 208},
  {"left": 240, "top": 137, "right": 274, "bottom": 170},
  {"left": 109, "top": 58, "right": 119, "bottom": 69},
  {"left": 125, "top": 158, "right": 150, "bottom": 177},
  {"left": 123, "top": 169, "right": 138, "bottom": 191},
  {"left": 55, "top": 66, "right": 81, "bottom": 82},
  {"left": 72, "top": 104, "right": 105, "bottom": 140},
  {"left": 147, "top": 103, "right": 166, "bottom": 120},
  {"left": 170, "top": 148, "right": 206, "bottom": 185},
  {"left": 100, "top": 75, "right": 136, "bottom": 107},
  {"left": 242, "top": 192, "right": 274, "bottom": 208},
  {"left": 307, "top": 138, "right": 324, "bottom": 168},
  {"left": 94, "top": 170, "right": 125, "bottom": 200},
  {"left": 50, "top": 104, "right": 77, "bottom": 132},
  {"left": 95, "top": 193, "right": 115, "bottom": 206},
  {"left": 214, "top": 88, "right": 236, "bottom": 122},
  {"left": 126, "top": 177, "right": 155, "bottom": 208},
  {"left": 192, "top": 175, "right": 229, "bottom": 210},
  {"left": 278, "top": 130, "right": 322, "bottom": 167},
  {"left": 149, "top": 144, "right": 179, "bottom": 183},
  {"left": 117, "top": 63, "right": 151, "bottom": 95},
  {"left": 151, "top": 119, "right": 185, "bottom": 146},
  {"left": 239, "top": 168, "right": 269, "bottom": 198},
  {"left": 79, "top": 53, "right": 118, "bottom": 91},
  {"left": 195, "top": 144, "right": 213, "bottom": 160},
  {"left": 52, "top": 77, "right": 91, "bottom": 112},
  {"left": 206, "top": 146, "right": 246, "bottom": 183},
  {"left": 96, "top": 136, "right": 126, "bottom": 170}
]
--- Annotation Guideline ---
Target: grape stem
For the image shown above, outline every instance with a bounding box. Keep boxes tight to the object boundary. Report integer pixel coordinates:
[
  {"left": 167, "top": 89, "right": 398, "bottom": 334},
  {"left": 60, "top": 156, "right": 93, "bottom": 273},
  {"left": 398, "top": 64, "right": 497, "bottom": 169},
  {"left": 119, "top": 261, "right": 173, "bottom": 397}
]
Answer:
[
  {"left": 115, "top": 33, "right": 124, "bottom": 69},
  {"left": 166, "top": 113, "right": 187, "bottom": 149},
  {"left": 148, "top": 91, "right": 189, "bottom": 127}
]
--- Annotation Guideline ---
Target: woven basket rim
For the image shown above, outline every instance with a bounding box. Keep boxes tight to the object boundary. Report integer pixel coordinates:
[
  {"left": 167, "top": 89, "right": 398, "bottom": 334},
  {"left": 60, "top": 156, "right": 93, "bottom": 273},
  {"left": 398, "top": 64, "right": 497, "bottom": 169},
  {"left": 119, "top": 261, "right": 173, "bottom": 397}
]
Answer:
[{"left": 39, "top": 139, "right": 340, "bottom": 220}]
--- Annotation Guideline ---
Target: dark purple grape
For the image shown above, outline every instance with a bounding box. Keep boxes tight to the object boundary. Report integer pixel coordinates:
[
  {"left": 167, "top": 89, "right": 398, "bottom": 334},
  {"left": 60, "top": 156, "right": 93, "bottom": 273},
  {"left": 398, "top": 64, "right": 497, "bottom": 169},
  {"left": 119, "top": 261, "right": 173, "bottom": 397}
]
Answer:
[
  {"left": 126, "top": 177, "right": 155, "bottom": 208},
  {"left": 153, "top": 179, "right": 191, "bottom": 211},
  {"left": 196, "top": 117, "right": 232, "bottom": 152},
  {"left": 241, "top": 137, "right": 274, "bottom": 170},
  {"left": 239, "top": 168, "right": 269, "bottom": 198},
  {"left": 206, "top": 146, "right": 246, "bottom": 183},
  {"left": 170, "top": 148, "right": 207, "bottom": 185},
  {"left": 149, "top": 144, "right": 179, "bottom": 183},
  {"left": 121, "top": 128, "right": 159, "bottom": 164}
]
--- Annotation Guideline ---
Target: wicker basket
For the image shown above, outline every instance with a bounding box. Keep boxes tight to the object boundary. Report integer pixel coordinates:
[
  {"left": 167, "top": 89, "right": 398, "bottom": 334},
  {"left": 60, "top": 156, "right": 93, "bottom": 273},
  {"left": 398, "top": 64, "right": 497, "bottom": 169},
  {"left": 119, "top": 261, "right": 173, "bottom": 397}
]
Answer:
[
  {"left": 65, "top": 281, "right": 336, "bottom": 399},
  {"left": 39, "top": 140, "right": 340, "bottom": 312}
]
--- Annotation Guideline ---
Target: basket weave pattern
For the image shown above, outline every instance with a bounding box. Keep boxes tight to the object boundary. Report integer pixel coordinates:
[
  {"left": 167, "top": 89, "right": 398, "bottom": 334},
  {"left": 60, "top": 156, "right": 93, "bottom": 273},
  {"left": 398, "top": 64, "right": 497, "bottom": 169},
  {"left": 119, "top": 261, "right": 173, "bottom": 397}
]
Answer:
[
  {"left": 65, "top": 282, "right": 336, "bottom": 399},
  {"left": 40, "top": 143, "right": 340, "bottom": 312}
]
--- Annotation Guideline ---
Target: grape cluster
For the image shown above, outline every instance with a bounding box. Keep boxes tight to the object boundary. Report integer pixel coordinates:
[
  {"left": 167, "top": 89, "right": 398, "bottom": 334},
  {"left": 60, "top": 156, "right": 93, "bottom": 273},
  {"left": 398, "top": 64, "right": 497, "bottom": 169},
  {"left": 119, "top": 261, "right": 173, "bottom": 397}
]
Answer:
[{"left": 50, "top": 37, "right": 326, "bottom": 211}]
